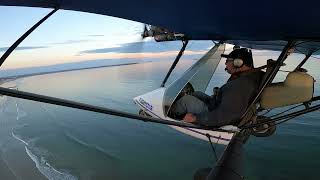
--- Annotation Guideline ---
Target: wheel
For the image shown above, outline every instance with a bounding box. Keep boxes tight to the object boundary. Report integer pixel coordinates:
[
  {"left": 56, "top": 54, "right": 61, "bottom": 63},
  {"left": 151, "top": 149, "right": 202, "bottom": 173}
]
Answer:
[{"left": 252, "top": 117, "right": 276, "bottom": 137}]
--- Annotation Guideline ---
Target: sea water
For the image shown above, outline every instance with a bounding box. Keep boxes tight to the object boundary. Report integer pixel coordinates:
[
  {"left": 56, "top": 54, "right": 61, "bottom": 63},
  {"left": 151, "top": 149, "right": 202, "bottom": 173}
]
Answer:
[{"left": 2, "top": 58, "right": 320, "bottom": 180}]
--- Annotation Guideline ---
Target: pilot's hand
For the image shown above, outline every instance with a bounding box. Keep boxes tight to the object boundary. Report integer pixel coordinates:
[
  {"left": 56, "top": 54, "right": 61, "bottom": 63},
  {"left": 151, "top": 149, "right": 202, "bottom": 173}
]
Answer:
[{"left": 183, "top": 113, "right": 197, "bottom": 123}]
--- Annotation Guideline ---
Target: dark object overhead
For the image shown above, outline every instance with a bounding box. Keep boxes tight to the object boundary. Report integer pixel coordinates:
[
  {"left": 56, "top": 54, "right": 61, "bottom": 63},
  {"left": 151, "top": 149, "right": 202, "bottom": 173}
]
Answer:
[{"left": 1, "top": 0, "right": 320, "bottom": 54}]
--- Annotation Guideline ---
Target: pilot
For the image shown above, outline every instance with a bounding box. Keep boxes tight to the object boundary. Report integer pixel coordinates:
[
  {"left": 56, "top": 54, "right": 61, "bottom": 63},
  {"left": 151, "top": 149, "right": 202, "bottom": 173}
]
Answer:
[{"left": 171, "top": 48, "right": 264, "bottom": 127}]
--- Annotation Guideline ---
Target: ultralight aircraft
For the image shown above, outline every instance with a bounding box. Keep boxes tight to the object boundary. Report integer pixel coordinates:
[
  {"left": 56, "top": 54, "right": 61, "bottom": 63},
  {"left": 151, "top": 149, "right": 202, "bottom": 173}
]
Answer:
[{"left": 0, "top": 1, "right": 319, "bottom": 179}]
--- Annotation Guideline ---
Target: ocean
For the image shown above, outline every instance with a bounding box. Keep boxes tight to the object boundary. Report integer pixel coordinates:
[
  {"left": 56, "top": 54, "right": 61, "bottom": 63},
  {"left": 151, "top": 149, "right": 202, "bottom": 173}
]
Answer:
[{"left": 0, "top": 58, "right": 319, "bottom": 180}]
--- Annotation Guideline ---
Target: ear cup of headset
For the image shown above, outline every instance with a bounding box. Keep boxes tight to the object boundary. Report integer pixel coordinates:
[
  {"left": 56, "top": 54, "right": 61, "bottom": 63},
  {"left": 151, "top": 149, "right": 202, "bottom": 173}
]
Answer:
[{"left": 233, "top": 58, "right": 243, "bottom": 67}]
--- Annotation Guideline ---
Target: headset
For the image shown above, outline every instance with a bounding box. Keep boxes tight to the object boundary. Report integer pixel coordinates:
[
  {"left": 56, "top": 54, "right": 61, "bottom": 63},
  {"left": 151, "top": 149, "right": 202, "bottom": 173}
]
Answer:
[
  {"left": 232, "top": 48, "right": 252, "bottom": 68},
  {"left": 224, "top": 58, "right": 243, "bottom": 72},
  {"left": 233, "top": 58, "right": 244, "bottom": 67},
  {"left": 224, "top": 48, "right": 253, "bottom": 69}
]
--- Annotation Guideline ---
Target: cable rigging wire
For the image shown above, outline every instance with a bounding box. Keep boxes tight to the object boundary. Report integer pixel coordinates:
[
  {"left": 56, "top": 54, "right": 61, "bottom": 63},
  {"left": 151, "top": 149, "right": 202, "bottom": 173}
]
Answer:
[
  {"left": 260, "top": 109, "right": 271, "bottom": 116},
  {"left": 241, "top": 103, "right": 320, "bottom": 130},
  {"left": 248, "top": 114, "right": 301, "bottom": 133},
  {"left": 206, "top": 134, "right": 218, "bottom": 162},
  {"left": 268, "top": 104, "right": 304, "bottom": 118}
]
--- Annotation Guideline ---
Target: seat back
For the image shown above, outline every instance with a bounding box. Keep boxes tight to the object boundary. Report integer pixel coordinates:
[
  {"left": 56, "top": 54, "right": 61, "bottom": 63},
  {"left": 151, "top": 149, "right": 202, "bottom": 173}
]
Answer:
[{"left": 260, "top": 71, "right": 314, "bottom": 109}]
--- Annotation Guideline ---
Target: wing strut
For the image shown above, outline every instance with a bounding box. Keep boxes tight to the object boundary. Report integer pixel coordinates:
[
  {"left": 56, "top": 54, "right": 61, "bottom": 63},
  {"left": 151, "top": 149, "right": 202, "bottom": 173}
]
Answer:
[
  {"left": 194, "top": 133, "right": 245, "bottom": 180},
  {"left": 0, "top": 8, "right": 58, "bottom": 67},
  {"left": 240, "top": 40, "right": 296, "bottom": 121},
  {"left": 160, "top": 40, "right": 188, "bottom": 87},
  {"left": 0, "top": 86, "right": 223, "bottom": 130},
  {"left": 294, "top": 52, "right": 312, "bottom": 71}
]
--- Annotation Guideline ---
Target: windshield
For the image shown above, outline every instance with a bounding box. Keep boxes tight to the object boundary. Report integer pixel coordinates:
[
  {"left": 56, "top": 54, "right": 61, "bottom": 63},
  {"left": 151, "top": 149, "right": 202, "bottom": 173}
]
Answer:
[{"left": 163, "top": 43, "right": 225, "bottom": 116}]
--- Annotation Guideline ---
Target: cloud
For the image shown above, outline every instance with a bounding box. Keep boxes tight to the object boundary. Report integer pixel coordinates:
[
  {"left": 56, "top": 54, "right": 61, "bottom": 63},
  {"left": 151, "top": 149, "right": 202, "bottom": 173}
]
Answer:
[
  {"left": 252, "top": 49, "right": 281, "bottom": 56},
  {"left": 0, "top": 46, "right": 48, "bottom": 52},
  {"left": 50, "top": 40, "right": 90, "bottom": 45},
  {"left": 80, "top": 40, "right": 213, "bottom": 54},
  {"left": 87, "top": 35, "right": 104, "bottom": 37}
]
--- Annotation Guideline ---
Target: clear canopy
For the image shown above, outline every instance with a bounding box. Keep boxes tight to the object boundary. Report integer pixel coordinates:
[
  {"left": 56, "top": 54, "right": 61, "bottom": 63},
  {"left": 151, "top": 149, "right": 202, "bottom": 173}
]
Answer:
[{"left": 163, "top": 43, "right": 225, "bottom": 116}]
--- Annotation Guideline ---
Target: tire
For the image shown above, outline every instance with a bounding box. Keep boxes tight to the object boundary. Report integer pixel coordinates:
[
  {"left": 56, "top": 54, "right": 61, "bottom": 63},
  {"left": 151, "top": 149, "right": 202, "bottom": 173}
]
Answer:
[{"left": 252, "top": 117, "right": 276, "bottom": 137}]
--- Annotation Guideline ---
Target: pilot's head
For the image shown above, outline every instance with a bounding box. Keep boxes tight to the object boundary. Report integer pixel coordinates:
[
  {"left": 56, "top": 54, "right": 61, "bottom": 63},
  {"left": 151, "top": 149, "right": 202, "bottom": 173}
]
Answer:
[{"left": 221, "top": 48, "right": 254, "bottom": 74}]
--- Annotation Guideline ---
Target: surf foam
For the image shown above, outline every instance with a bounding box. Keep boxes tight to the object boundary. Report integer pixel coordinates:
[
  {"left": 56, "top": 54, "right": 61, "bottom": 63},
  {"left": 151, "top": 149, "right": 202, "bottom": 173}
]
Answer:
[
  {"left": 25, "top": 147, "right": 78, "bottom": 180},
  {"left": 11, "top": 132, "right": 29, "bottom": 146}
]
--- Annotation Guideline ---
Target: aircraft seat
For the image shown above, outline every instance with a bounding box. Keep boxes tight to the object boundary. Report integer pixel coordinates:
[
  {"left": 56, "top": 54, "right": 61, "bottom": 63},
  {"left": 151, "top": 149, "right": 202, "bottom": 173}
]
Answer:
[{"left": 260, "top": 71, "right": 314, "bottom": 109}]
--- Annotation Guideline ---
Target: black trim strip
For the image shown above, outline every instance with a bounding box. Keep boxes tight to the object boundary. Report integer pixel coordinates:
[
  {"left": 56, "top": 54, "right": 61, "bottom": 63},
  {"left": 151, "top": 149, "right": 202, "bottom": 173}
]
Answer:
[{"left": 185, "top": 127, "right": 232, "bottom": 142}]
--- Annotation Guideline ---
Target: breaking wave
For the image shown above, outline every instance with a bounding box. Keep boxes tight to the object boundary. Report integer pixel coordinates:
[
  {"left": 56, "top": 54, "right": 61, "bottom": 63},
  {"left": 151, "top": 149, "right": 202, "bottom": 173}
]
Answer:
[
  {"left": 25, "top": 147, "right": 78, "bottom": 180},
  {"left": 11, "top": 131, "right": 29, "bottom": 146},
  {"left": 13, "top": 98, "right": 27, "bottom": 121},
  {"left": 12, "top": 131, "right": 77, "bottom": 180}
]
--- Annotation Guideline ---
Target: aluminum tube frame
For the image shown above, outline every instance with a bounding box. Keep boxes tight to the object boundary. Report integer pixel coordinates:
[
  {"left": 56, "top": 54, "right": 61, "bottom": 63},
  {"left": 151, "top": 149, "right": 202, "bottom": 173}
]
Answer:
[
  {"left": 0, "top": 86, "right": 215, "bottom": 130},
  {"left": 294, "top": 52, "right": 312, "bottom": 71},
  {"left": 242, "top": 103, "right": 320, "bottom": 129},
  {"left": 240, "top": 41, "right": 296, "bottom": 120},
  {"left": 160, "top": 40, "right": 188, "bottom": 87},
  {"left": 206, "top": 133, "right": 245, "bottom": 180}
]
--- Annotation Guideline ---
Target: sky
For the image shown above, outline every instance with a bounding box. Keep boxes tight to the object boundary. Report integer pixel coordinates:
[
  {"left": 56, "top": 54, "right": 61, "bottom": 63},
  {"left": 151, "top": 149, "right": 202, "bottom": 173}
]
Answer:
[
  {"left": 0, "top": 6, "right": 219, "bottom": 70},
  {"left": 0, "top": 6, "right": 144, "bottom": 69},
  {"left": 0, "top": 6, "right": 318, "bottom": 73}
]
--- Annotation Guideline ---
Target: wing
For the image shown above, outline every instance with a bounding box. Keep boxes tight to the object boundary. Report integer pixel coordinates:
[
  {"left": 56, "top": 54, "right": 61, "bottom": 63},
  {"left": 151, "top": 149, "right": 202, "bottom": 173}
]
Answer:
[
  {"left": 1, "top": 0, "right": 320, "bottom": 54},
  {"left": 226, "top": 40, "right": 320, "bottom": 55}
]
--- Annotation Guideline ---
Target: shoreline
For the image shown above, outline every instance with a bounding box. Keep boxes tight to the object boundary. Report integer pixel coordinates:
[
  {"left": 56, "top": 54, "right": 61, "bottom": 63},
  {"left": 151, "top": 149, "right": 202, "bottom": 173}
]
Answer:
[
  {"left": 0, "top": 62, "right": 138, "bottom": 81},
  {"left": 0, "top": 62, "right": 139, "bottom": 180},
  {"left": 0, "top": 102, "right": 47, "bottom": 180}
]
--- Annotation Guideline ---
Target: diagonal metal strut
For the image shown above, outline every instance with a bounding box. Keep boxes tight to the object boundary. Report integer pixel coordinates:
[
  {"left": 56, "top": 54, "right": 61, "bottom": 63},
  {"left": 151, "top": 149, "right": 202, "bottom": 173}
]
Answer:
[
  {"left": 160, "top": 40, "right": 188, "bottom": 87},
  {"left": 240, "top": 40, "right": 296, "bottom": 122},
  {"left": 0, "top": 86, "right": 216, "bottom": 130},
  {"left": 0, "top": 8, "right": 58, "bottom": 67}
]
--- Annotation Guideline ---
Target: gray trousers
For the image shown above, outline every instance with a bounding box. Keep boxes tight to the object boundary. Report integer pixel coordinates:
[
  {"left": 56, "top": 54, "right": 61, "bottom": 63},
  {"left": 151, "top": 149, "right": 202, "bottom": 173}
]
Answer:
[{"left": 170, "top": 95, "right": 209, "bottom": 118}]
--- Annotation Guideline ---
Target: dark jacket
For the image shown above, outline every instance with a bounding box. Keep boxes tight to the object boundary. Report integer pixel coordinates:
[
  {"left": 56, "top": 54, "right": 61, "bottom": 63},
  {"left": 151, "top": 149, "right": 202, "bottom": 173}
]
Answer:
[{"left": 195, "top": 70, "right": 264, "bottom": 127}]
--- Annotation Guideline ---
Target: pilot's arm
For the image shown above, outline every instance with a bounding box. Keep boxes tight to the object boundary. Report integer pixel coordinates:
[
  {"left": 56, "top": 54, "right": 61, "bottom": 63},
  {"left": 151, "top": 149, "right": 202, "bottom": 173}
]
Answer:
[
  {"left": 184, "top": 78, "right": 254, "bottom": 127},
  {"left": 192, "top": 91, "right": 218, "bottom": 109}
]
